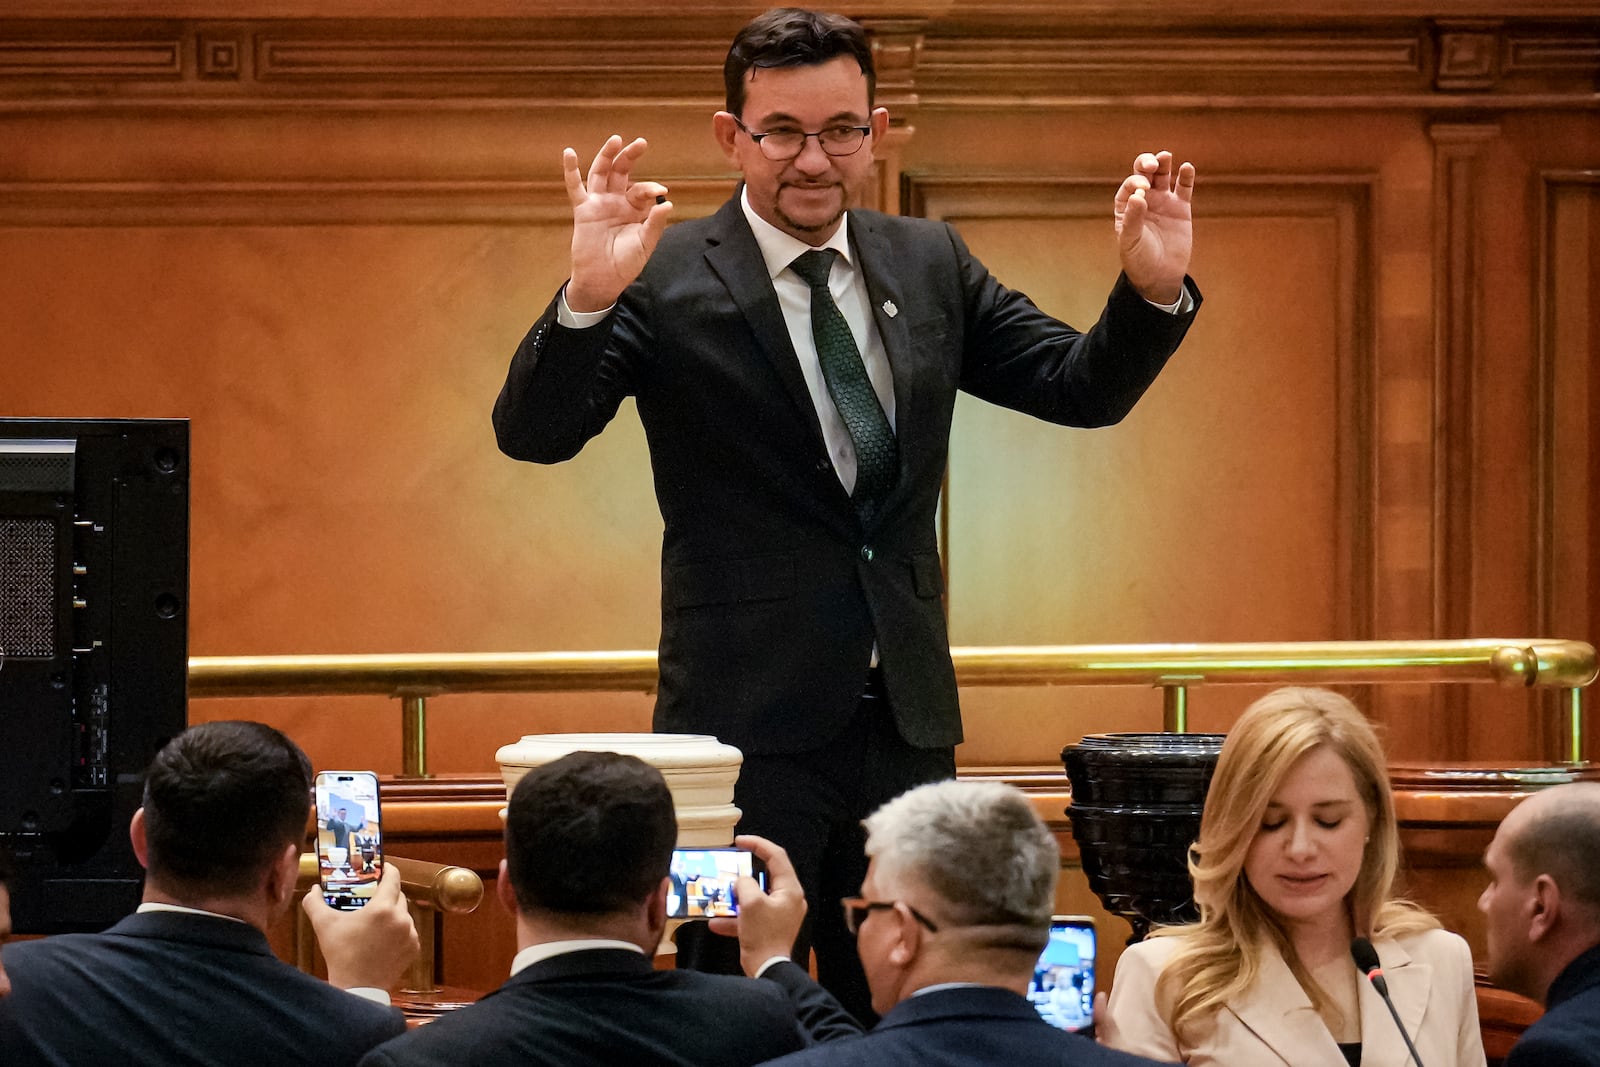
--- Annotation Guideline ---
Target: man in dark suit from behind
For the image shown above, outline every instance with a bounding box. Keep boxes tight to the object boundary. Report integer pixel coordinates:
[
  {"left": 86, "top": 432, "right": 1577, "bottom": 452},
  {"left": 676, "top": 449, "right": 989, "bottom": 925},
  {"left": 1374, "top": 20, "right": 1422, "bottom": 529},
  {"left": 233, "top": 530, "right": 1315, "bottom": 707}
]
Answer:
[
  {"left": 1479, "top": 781, "right": 1600, "bottom": 1067},
  {"left": 0, "top": 720, "right": 417, "bottom": 1066},
  {"left": 720, "top": 779, "right": 1177, "bottom": 1067},
  {"left": 359, "top": 750, "right": 858, "bottom": 1067}
]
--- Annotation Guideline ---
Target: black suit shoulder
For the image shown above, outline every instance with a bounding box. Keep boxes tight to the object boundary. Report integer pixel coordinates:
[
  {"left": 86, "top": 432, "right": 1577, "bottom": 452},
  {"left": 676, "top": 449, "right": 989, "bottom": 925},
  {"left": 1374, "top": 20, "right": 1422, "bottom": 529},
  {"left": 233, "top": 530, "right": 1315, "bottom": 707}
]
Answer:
[
  {"left": 0, "top": 913, "right": 404, "bottom": 1067},
  {"left": 758, "top": 986, "right": 1177, "bottom": 1067},
  {"left": 1506, "top": 979, "right": 1600, "bottom": 1067},
  {"left": 360, "top": 954, "right": 805, "bottom": 1067}
]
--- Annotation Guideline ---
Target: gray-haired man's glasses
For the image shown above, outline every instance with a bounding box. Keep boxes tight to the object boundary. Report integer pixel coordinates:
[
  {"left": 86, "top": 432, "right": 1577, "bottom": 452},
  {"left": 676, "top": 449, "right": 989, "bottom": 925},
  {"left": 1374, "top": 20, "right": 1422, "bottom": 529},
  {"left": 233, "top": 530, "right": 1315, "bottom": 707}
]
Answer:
[
  {"left": 734, "top": 118, "right": 871, "bottom": 161},
  {"left": 841, "top": 896, "right": 939, "bottom": 936}
]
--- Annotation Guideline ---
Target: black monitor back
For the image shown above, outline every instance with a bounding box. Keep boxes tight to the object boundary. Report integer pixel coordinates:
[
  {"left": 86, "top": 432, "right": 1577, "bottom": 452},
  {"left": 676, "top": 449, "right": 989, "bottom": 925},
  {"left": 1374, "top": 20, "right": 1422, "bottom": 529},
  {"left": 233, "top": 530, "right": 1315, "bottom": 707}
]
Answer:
[{"left": 0, "top": 418, "right": 188, "bottom": 932}]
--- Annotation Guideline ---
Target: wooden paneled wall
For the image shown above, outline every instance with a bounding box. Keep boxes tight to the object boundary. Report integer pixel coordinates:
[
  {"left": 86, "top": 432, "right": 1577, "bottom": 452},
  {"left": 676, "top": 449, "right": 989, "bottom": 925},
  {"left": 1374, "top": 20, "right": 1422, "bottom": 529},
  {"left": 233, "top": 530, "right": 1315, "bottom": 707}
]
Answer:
[{"left": 0, "top": 2, "right": 1596, "bottom": 777}]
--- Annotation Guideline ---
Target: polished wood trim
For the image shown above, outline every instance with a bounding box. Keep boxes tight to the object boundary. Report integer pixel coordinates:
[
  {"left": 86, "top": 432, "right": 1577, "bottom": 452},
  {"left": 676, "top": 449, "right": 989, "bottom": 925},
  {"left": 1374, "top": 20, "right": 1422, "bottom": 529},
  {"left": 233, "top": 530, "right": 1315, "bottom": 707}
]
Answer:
[
  {"left": 0, "top": 176, "right": 736, "bottom": 225},
  {"left": 0, "top": 11, "right": 1592, "bottom": 110},
  {"left": 1535, "top": 171, "right": 1600, "bottom": 761},
  {"left": 1476, "top": 981, "right": 1544, "bottom": 1064},
  {"left": 4, "top": 2, "right": 1600, "bottom": 19},
  {"left": 1428, "top": 121, "right": 1500, "bottom": 759}
]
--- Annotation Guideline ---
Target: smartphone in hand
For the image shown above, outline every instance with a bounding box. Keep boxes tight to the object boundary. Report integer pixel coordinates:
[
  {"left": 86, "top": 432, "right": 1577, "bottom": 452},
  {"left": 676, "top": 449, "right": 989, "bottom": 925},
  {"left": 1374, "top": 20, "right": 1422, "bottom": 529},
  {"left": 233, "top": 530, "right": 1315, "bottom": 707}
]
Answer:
[
  {"left": 666, "top": 847, "right": 767, "bottom": 919},
  {"left": 314, "top": 770, "right": 382, "bottom": 910},
  {"left": 1029, "top": 915, "right": 1096, "bottom": 1034}
]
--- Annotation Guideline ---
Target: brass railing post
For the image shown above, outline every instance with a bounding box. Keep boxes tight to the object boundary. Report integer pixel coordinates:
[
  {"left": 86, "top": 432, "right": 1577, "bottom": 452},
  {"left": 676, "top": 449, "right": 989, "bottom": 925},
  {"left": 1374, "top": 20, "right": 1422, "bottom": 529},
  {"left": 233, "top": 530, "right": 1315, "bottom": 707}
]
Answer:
[
  {"left": 1568, "top": 687, "right": 1586, "bottom": 765},
  {"left": 400, "top": 693, "right": 428, "bottom": 778},
  {"left": 400, "top": 903, "right": 439, "bottom": 995},
  {"left": 1162, "top": 682, "right": 1189, "bottom": 733}
]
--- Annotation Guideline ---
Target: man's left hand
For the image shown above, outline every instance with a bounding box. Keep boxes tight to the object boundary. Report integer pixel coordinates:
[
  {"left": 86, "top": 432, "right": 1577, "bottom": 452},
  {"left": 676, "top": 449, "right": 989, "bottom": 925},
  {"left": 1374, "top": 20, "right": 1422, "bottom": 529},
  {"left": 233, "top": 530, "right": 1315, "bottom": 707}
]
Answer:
[{"left": 1113, "top": 150, "right": 1196, "bottom": 305}]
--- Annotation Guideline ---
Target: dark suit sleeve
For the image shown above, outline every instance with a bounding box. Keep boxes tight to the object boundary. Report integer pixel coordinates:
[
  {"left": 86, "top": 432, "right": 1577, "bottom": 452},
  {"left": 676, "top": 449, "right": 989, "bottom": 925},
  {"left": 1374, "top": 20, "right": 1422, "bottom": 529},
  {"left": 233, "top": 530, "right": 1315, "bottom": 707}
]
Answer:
[
  {"left": 356, "top": 1042, "right": 398, "bottom": 1067},
  {"left": 493, "top": 284, "right": 656, "bottom": 464},
  {"left": 1504, "top": 1033, "right": 1588, "bottom": 1067},
  {"left": 941, "top": 221, "right": 1200, "bottom": 429},
  {"left": 761, "top": 959, "right": 868, "bottom": 1045}
]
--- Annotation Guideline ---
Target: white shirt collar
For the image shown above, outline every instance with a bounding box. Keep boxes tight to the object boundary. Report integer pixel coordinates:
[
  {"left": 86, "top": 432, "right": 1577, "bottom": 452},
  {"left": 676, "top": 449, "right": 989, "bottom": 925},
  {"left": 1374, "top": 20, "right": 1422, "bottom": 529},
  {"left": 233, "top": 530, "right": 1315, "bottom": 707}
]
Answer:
[
  {"left": 912, "top": 981, "right": 989, "bottom": 997},
  {"left": 739, "top": 187, "right": 853, "bottom": 282},
  {"left": 509, "top": 938, "right": 645, "bottom": 977},
  {"left": 136, "top": 902, "right": 247, "bottom": 924}
]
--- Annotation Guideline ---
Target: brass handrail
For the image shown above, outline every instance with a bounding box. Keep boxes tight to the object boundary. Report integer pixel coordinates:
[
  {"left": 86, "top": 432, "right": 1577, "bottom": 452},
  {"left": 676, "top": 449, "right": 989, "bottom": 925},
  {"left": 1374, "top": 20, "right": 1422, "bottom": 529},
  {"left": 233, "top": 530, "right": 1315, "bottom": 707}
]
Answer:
[{"left": 189, "top": 638, "right": 1597, "bottom": 775}]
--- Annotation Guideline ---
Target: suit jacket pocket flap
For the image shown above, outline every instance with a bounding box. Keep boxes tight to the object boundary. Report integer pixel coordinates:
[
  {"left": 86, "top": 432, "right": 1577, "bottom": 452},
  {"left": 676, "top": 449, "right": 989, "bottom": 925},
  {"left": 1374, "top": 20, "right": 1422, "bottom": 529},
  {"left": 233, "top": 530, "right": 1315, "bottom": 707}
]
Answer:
[
  {"left": 667, "top": 554, "right": 796, "bottom": 608},
  {"left": 911, "top": 553, "right": 944, "bottom": 598}
]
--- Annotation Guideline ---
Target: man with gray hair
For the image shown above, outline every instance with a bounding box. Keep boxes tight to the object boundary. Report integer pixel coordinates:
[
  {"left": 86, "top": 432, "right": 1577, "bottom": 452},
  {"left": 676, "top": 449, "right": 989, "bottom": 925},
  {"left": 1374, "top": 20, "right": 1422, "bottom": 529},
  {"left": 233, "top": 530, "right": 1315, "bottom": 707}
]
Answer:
[
  {"left": 1478, "top": 781, "right": 1600, "bottom": 1067},
  {"left": 721, "top": 779, "right": 1173, "bottom": 1065}
]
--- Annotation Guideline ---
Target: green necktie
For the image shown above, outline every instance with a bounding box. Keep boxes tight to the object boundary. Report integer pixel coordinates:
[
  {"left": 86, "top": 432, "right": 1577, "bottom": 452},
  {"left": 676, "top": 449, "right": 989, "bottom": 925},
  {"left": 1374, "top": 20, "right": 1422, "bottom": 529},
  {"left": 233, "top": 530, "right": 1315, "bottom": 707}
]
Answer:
[{"left": 790, "top": 249, "right": 898, "bottom": 518}]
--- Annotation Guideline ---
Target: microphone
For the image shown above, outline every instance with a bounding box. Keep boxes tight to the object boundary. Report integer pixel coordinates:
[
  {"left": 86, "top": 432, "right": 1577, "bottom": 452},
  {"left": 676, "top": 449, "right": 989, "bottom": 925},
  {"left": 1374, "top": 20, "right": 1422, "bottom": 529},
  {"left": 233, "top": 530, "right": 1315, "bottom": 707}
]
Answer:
[{"left": 1351, "top": 937, "right": 1426, "bottom": 1067}]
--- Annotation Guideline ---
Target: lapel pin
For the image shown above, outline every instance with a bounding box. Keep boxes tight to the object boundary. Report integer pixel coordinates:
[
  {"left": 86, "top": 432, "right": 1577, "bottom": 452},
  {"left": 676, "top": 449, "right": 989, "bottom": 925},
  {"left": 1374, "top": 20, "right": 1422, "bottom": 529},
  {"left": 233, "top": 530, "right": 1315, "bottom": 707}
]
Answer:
[{"left": 882, "top": 300, "right": 898, "bottom": 318}]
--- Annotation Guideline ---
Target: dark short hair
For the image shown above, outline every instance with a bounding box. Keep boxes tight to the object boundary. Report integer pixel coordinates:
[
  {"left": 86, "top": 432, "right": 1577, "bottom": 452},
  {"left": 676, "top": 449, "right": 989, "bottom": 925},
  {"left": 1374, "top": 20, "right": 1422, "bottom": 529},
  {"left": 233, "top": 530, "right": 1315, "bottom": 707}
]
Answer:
[
  {"left": 504, "top": 751, "right": 677, "bottom": 915},
  {"left": 142, "top": 721, "right": 313, "bottom": 897},
  {"left": 1509, "top": 786, "right": 1600, "bottom": 916},
  {"left": 724, "top": 8, "right": 876, "bottom": 118}
]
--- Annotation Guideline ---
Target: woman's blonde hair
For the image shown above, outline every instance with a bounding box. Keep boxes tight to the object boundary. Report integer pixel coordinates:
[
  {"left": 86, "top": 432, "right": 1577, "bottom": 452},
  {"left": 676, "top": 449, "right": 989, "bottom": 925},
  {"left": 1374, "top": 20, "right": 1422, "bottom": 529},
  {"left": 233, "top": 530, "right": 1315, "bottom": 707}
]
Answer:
[{"left": 1152, "top": 686, "right": 1438, "bottom": 1045}]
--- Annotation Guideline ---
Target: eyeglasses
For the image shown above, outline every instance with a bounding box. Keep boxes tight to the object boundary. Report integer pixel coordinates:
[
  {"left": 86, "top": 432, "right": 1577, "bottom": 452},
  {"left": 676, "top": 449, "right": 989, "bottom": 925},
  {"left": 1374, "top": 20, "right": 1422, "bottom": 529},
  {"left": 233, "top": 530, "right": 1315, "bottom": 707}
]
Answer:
[
  {"left": 733, "top": 117, "right": 872, "bottom": 161},
  {"left": 840, "top": 896, "right": 940, "bottom": 936}
]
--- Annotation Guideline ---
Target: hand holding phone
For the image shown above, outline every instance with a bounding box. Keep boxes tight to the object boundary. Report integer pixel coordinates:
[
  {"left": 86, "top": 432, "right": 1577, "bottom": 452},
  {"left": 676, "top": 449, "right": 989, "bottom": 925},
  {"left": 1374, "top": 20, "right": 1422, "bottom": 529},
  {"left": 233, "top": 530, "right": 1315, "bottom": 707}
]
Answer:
[
  {"left": 315, "top": 771, "right": 382, "bottom": 911},
  {"left": 703, "top": 834, "right": 808, "bottom": 980},
  {"left": 302, "top": 862, "right": 419, "bottom": 991}
]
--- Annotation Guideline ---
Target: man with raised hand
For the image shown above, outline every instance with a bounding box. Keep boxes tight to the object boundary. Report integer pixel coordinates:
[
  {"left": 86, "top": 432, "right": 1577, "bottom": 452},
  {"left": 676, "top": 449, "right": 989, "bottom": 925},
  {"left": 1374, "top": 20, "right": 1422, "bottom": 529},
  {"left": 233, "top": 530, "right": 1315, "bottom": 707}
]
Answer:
[{"left": 495, "top": 6, "right": 1199, "bottom": 1019}]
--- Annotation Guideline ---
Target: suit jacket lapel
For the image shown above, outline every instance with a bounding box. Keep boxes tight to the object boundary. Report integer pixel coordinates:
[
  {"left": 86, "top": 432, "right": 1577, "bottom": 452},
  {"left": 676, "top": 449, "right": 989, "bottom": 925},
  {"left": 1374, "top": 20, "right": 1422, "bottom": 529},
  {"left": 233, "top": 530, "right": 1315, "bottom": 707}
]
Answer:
[
  {"left": 1360, "top": 937, "right": 1431, "bottom": 1067},
  {"left": 700, "top": 196, "right": 830, "bottom": 454},
  {"left": 849, "top": 213, "right": 916, "bottom": 498},
  {"left": 1228, "top": 942, "right": 1345, "bottom": 1065}
]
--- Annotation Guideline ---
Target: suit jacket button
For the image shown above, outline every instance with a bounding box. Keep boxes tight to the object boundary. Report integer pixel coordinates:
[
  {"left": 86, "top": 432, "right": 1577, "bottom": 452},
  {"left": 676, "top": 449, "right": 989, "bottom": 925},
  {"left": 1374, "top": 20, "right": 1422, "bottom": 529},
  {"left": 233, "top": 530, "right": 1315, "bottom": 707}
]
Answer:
[
  {"left": 860, "top": 546, "right": 874, "bottom": 562},
  {"left": 816, "top": 458, "right": 831, "bottom": 472}
]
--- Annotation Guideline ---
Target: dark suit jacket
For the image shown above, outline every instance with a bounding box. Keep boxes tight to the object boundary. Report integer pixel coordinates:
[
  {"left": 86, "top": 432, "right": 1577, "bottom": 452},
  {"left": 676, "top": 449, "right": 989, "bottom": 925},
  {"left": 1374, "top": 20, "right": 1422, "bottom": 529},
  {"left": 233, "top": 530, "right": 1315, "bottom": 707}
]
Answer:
[
  {"left": 759, "top": 976, "right": 1178, "bottom": 1067},
  {"left": 0, "top": 910, "right": 405, "bottom": 1067},
  {"left": 495, "top": 196, "right": 1200, "bottom": 756},
  {"left": 1507, "top": 942, "right": 1600, "bottom": 1067},
  {"left": 358, "top": 948, "right": 829, "bottom": 1067}
]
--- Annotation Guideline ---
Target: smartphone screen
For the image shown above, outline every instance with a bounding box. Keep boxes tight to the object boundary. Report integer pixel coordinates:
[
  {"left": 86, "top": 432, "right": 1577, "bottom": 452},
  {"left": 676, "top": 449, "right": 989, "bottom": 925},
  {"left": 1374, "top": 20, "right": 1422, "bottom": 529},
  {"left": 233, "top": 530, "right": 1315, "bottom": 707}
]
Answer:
[
  {"left": 666, "top": 847, "right": 766, "bottom": 919},
  {"left": 315, "top": 771, "right": 382, "bottom": 911},
  {"left": 1029, "top": 915, "right": 1095, "bottom": 1033}
]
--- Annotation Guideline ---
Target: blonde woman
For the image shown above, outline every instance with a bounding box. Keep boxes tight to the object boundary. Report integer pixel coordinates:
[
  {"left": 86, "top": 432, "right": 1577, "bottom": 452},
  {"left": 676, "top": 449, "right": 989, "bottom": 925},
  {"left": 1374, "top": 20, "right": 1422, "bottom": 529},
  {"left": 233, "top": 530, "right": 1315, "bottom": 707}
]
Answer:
[{"left": 1102, "top": 687, "right": 1486, "bottom": 1066}]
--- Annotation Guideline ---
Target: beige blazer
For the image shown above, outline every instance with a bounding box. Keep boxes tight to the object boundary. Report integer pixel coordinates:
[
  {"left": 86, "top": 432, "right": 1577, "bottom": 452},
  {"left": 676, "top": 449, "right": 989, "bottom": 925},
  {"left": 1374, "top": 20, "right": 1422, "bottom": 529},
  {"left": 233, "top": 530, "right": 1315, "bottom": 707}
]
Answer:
[{"left": 1105, "top": 927, "right": 1487, "bottom": 1066}]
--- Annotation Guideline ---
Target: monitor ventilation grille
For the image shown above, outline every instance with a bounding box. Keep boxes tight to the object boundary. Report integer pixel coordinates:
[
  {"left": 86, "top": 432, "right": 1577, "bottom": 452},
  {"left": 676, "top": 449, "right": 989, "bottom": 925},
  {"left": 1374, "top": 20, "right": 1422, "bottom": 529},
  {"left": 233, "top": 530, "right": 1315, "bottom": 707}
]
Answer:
[
  {"left": 0, "top": 518, "right": 56, "bottom": 658},
  {"left": 0, "top": 451, "right": 75, "bottom": 493}
]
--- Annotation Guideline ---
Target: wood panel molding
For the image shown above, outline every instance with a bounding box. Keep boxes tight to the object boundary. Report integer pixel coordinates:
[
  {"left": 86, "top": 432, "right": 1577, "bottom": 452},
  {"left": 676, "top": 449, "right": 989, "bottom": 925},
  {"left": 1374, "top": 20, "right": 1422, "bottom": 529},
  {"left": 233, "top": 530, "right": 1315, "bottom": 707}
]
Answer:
[
  {"left": 0, "top": 35, "right": 183, "bottom": 79},
  {"left": 0, "top": 12, "right": 1592, "bottom": 110},
  {"left": 0, "top": 175, "right": 736, "bottom": 225},
  {"left": 1427, "top": 121, "right": 1500, "bottom": 759},
  {"left": 1536, "top": 171, "right": 1600, "bottom": 760},
  {"left": 903, "top": 172, "right": 1378, "bottom": 643}
]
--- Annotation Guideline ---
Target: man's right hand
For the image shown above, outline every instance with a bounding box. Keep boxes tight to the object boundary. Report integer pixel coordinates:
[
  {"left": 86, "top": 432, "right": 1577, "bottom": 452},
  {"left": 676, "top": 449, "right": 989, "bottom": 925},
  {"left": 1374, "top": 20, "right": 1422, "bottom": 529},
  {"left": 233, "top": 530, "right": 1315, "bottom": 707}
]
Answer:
[
  {"left": 706, "top": 834, "right": 807, "bottom": 978},
  {"left": 302, "top": 863, "right": 419, "bottom": 992},
  {"left": 564, "top": 135, "right": 674, "bottom": 313}
]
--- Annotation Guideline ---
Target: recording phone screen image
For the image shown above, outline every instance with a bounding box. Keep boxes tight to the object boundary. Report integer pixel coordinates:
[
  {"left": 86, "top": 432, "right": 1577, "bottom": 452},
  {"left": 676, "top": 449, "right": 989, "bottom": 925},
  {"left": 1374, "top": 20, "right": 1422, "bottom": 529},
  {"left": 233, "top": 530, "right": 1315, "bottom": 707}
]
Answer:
[
  {"left": 666, "top": 848, "right": 757, "bottom": 919},
  {"left": 315, "top": 771, "right": 382, "bottom": 909},
  {"left": 1029, "top": 919, "right": 1095, "bottom": 1032}
]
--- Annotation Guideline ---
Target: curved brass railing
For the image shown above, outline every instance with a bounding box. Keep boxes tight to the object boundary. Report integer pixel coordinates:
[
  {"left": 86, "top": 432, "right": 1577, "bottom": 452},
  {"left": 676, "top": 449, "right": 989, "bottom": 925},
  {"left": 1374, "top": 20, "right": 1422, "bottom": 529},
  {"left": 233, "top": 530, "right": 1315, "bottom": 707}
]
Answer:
[{"left": 190, "top": 638, "right": 1597, "bottom": 775}]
